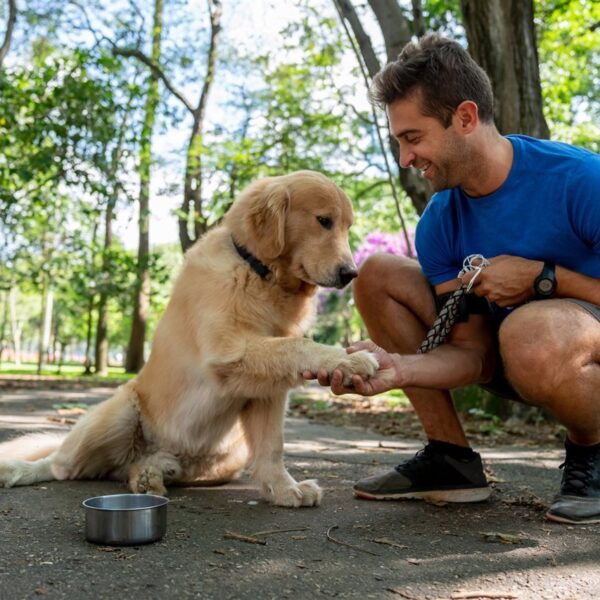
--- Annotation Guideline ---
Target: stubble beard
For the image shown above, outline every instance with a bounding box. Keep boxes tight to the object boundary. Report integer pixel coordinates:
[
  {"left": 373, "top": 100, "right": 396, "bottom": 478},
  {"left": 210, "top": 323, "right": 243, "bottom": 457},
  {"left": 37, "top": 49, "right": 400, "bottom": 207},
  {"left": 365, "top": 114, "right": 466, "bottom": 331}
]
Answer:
[{"left": 430, "top": 134, "right": 470, "bottom": 192}]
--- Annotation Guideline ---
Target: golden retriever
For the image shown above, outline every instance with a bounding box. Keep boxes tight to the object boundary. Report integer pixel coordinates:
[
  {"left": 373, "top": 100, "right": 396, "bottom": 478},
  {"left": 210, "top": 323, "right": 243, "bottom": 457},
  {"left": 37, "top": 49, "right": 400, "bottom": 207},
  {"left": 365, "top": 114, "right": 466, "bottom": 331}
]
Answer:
[{"left": 0, "top": 171, "right": 378, "bottom": 507}]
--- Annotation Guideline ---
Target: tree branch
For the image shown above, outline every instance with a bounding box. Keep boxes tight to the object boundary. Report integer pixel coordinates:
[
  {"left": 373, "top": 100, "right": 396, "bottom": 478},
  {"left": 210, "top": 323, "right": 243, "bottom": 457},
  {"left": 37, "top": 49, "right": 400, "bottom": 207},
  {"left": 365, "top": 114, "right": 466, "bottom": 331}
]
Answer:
[
  {"left": 193, "top": 0, "right": 222, "bottom": 122},
  {"left": 333, "top": 0, "right": 380, "bottom": 78},
  {"left": 0, "top": 0, "right": 17, "bottom": 69},
  {"left": 112, "top": 46, "right": 195, "bottom": 114},
  {"left": 332, "top": 0, "right": 415, "bottom": 256},
  {"left": 411, "top": 0, "right": 425, "bottom": 38}
]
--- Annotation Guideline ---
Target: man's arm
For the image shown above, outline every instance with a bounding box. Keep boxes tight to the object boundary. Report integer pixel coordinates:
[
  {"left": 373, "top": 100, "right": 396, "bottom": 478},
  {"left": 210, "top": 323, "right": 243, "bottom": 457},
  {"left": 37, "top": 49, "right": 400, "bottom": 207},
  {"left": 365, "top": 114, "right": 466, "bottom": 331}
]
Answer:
[
  {"left": 307, "top": 278, "right": 497, "bottom": 397},
  {"left": 464, "top": 255, "right": 600, "bottom": 307}
]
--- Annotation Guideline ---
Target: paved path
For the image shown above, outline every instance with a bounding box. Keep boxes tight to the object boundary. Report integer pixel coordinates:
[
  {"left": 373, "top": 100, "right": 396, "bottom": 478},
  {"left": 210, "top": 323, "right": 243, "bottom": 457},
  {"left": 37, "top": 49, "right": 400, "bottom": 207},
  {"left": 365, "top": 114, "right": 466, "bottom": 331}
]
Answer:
[{"left": 1, "top": 384, "right": 599, "bottom": 599}]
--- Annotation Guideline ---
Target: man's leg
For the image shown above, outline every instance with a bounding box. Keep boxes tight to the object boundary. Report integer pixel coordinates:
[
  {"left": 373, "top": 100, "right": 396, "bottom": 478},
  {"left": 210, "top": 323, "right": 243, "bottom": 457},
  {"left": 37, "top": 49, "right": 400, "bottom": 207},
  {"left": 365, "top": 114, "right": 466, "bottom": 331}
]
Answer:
[
  {"left": 499, "top": 299, "right": 600, "bottom": 523},
  {"left": 352, "top": 254, "right": 490, "bottom": 502},
  {"left": 354, "top": 254, "right": 468, "bottom": 445}
]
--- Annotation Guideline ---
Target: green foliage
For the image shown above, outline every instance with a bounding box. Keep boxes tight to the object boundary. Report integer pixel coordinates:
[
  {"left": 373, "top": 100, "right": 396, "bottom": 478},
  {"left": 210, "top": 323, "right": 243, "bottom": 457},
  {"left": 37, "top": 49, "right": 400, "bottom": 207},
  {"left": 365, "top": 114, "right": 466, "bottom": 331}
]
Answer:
[
  {"left": 0, "top": 49, "right": 120, "bottom": 212},
  {"left": 536, "top": 0, "right": 600, "bottom": 150},
  {"left": 0, "top": 361, "right": 133, "bottom": 381},
  {"left": 1, "top": 0, "right": 597, "bottom": 393}
]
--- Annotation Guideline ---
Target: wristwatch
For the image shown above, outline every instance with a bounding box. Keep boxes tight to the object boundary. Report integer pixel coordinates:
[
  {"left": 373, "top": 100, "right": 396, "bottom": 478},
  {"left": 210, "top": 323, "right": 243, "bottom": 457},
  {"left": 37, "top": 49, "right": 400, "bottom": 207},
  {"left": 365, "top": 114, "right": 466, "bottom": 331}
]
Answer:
[{"left": 533, "top": 261, "right": 557, "bottom": 299}]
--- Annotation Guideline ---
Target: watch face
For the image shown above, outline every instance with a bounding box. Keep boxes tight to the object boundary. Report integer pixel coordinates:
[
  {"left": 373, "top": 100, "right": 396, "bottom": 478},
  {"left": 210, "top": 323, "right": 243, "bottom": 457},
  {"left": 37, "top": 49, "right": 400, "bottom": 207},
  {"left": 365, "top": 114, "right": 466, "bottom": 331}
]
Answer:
[{"left": 537, "top": 278, "right": 554, "bottom": 294}]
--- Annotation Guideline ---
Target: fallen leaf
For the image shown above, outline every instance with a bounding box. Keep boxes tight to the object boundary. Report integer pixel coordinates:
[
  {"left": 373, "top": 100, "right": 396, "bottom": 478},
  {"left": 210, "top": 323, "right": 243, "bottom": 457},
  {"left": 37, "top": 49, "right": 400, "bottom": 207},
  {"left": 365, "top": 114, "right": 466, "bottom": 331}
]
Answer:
[{"left": 479, "top": 531, "right": 524, "bottom": 545}]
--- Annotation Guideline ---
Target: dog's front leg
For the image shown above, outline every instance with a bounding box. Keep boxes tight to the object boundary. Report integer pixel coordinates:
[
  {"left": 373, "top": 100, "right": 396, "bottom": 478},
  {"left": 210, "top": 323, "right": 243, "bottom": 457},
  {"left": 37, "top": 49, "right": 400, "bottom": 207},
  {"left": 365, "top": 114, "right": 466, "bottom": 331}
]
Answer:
[{"left": 241, "top": 398, "right": 322, "bottom": 508}]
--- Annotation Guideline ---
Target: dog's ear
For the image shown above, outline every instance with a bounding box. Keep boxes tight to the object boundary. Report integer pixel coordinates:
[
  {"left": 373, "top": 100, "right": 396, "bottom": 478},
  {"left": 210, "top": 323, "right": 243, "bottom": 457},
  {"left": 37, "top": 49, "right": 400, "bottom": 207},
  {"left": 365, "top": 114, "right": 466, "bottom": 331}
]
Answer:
[{"left": 245, "top": 179, "right": 290, "bottom": 259}]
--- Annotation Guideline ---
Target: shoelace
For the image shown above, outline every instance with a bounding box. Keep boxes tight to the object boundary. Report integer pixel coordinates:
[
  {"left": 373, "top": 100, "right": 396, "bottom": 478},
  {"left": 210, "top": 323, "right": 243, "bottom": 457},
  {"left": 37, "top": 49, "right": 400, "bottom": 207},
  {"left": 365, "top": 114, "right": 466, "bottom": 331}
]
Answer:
[
  {"left": 559, "top": 453, "right": 596, "bottom": 496},
  {"left": 394, "top": 446, "right": 435, "bottom": 473}
]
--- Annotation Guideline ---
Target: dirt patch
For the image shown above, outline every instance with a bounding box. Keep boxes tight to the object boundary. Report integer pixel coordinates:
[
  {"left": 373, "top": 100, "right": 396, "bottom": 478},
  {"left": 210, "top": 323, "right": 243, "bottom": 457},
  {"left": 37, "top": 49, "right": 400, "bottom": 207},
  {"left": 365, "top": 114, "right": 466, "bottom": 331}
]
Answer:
[{"left": 288, "top": 387, "right": 565, "bottom": 449}]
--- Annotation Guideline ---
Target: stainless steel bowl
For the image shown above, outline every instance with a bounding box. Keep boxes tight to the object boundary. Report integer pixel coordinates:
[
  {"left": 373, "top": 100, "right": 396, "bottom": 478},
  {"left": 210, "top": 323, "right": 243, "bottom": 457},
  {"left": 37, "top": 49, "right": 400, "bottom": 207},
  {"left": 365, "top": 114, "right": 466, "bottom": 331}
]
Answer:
[{"left": 82, "top": 494, "right": 168, "bottom": 546}]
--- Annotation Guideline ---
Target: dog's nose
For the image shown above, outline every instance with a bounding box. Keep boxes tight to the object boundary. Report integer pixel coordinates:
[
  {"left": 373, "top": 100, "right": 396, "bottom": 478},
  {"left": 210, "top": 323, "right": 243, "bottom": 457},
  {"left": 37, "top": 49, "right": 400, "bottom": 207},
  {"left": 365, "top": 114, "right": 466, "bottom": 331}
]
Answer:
[{"left": 338, "top": 265, "right": 358, "bottom": 288}]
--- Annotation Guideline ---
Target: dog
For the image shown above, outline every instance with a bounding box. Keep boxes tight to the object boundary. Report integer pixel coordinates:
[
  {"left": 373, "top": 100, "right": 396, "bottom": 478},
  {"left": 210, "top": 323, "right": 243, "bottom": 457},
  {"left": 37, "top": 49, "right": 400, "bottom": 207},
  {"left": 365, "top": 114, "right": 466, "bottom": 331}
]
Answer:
[{"left": 0, "top": 171, "right": 378, "bottom": 507}]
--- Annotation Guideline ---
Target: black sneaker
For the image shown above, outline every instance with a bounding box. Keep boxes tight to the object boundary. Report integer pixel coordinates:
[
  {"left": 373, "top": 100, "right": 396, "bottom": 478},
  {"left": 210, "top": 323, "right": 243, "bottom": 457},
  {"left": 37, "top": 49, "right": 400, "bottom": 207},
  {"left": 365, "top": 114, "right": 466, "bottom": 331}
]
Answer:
[
  {"left": 353, "top": 441, "right": 491, "bottom": 503},
  {"left": 546, "top": 439, "right": 600, "bottom": 524}
]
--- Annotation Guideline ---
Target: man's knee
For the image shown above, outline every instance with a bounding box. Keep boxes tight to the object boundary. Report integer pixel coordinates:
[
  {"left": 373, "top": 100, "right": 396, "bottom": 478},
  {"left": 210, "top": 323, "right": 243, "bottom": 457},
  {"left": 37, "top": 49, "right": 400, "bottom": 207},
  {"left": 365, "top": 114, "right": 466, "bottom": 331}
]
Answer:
[
  {"left": 354, "top": 253, "right": 420, "bottom": 307},
  {"left": 498, "top": 302, "right": 573, "bottom": 396}
]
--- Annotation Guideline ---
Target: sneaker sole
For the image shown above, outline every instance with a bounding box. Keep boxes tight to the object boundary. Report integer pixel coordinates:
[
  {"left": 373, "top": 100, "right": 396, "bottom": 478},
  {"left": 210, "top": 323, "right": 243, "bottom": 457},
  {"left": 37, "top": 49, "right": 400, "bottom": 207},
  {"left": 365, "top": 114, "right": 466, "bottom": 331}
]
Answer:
[
  {"left": 545, "top": 511, "right": 600, "bottom": 525},
  {"left": 353, "top": 486, "right": 491, "bottom": 503}
]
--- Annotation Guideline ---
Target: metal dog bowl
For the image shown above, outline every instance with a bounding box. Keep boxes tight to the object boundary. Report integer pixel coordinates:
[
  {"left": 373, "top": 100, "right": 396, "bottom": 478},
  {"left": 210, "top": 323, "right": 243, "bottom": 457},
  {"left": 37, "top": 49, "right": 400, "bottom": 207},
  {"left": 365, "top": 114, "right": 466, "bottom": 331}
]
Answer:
[{"left": 82, "top": 494, "right": 168, "bottom": 546}]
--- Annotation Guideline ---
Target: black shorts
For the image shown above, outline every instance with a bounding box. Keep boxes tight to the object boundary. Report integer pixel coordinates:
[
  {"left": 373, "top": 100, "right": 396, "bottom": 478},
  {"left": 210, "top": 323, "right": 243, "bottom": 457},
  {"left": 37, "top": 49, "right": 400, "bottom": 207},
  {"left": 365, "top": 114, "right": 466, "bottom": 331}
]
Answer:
[{"left": 433, "top": 293, "right": 600, "bottom": 401}]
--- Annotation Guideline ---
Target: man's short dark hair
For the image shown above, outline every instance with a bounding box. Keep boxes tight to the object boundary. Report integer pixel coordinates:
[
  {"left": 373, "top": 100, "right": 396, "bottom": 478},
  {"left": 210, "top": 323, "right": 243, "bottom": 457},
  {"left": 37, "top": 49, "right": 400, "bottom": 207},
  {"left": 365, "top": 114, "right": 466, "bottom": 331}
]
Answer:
[{"left": 369, "top": 33, "right": 494, "bottom": 127}]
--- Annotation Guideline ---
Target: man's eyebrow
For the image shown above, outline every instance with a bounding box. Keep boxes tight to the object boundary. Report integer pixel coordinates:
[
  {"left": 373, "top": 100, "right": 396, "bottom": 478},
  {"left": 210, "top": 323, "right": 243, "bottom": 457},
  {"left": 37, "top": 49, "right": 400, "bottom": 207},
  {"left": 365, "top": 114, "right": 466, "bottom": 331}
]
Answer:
[{"left": 394, "top": 128, "right": 422, "bottom": 140}]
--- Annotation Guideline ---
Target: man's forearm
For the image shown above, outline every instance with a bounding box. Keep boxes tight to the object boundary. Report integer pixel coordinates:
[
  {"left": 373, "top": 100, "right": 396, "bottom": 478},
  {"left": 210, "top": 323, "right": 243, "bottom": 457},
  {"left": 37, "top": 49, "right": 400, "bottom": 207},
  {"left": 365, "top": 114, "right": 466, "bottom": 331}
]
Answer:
[
  {"left": 392, "top": 344, "right": 492, "bottom": 390},
  {"left": 556, "top": 266, "right": 600, "bottom": 305}
]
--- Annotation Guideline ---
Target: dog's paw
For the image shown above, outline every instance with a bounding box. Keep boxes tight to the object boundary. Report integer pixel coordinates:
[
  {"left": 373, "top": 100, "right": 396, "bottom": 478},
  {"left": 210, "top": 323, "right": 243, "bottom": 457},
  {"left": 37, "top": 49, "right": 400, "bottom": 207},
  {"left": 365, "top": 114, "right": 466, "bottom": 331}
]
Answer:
[
  {"left": 270, "top": 479, "right": 322, "bottom": 508},
  {"left": 0, "top": 460, "right": 24, "bottom": 488},
  {"left": 335, "top": 350, "right": 379, "bottom": 386},
  {"left": 129, "top": 465, "right": 168, "bottom": 496}
]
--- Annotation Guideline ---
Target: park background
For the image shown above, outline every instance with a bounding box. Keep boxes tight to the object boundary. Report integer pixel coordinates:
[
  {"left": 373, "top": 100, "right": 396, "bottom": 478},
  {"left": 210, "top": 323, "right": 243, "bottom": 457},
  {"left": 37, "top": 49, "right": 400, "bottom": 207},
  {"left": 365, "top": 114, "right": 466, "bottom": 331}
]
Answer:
[{"left": 0, "top": 0, "right": 599, "bottom": 425}]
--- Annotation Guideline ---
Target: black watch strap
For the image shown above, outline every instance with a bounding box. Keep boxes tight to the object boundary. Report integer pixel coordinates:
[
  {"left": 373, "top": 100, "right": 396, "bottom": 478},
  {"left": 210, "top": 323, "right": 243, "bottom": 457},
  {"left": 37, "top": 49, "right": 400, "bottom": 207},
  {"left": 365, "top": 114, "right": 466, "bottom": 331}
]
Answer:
[{"left": 534, "top": 261, "right": 557, "bottom": 299}]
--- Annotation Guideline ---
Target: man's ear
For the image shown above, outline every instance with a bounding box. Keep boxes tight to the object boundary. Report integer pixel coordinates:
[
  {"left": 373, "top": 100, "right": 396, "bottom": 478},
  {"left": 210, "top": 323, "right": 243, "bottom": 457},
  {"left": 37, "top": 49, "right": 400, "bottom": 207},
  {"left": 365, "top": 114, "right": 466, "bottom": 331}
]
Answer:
[
  {"left": 454, "top": 100, "right": 479, "bottom": 133},
  {"left": 245, "top": 179, "right": 290, "bottom": 259}
]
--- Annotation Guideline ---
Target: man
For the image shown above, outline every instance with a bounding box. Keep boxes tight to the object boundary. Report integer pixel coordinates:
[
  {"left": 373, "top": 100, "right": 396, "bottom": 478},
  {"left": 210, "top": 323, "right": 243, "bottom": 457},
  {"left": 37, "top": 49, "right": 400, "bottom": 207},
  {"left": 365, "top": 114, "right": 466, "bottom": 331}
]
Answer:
[{"left": 304, "top": 33, "right": 600, "bottom": 524}]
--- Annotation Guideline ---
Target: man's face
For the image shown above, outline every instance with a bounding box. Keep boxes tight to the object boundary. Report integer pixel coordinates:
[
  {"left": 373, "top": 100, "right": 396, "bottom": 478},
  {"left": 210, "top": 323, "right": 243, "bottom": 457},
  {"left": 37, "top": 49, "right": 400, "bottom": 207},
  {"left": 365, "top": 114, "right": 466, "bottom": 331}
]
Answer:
[{"left": 387, "top": 95, "right": 469, "bottom": 192}]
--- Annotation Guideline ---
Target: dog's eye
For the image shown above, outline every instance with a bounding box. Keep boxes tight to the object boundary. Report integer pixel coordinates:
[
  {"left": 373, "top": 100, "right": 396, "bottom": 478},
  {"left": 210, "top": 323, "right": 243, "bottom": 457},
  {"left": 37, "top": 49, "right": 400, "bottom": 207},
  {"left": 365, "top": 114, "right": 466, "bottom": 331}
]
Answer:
[{"left": 316, "top": 216, "right": 333, "bottom": 230}]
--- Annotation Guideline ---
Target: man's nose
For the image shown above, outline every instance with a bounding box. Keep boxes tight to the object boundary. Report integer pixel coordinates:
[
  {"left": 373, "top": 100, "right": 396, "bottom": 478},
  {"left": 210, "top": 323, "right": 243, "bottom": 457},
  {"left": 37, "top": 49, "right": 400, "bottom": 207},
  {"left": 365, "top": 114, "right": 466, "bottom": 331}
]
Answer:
[{"left": 398, "top": 146, "right": 415, "bottom": 169}]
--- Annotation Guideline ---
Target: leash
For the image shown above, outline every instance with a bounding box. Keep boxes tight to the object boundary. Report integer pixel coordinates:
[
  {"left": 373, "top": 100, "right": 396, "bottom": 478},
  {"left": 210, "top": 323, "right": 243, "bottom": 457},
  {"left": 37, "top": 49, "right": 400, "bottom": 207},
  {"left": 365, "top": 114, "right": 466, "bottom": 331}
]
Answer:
[{"left": 417, "top": 254, "right": 490, "bottom": 354}]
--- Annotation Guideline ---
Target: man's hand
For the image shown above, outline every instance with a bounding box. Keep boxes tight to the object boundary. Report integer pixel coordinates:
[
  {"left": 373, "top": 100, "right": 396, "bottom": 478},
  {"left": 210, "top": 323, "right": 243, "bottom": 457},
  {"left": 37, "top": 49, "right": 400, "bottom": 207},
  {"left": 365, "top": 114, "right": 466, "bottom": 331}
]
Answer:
[
  {"left": 302, "top": 340, "right": 401, "bottom": 397},
  {"left": 461, "top": 255, "right": 543, "bottom": 307}
]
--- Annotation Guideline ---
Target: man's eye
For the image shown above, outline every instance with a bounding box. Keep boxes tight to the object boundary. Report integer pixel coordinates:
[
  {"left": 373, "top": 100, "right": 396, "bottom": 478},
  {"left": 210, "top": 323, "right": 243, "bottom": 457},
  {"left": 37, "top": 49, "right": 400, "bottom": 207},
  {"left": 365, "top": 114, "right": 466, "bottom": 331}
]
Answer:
[
  {"left": 317, "top": 216, "right": 333, "bottom": 230},
  {"left": 406, "top": 137, "right": 420, "bottom": 144}
]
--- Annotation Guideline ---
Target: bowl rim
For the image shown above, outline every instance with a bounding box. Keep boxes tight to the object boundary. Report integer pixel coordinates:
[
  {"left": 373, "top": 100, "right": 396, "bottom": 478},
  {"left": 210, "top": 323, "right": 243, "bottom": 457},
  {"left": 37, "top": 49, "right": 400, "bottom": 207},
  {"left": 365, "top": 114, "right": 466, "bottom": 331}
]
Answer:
[{"left": 82, "top": 493, "right": 169, "bottom": 512}]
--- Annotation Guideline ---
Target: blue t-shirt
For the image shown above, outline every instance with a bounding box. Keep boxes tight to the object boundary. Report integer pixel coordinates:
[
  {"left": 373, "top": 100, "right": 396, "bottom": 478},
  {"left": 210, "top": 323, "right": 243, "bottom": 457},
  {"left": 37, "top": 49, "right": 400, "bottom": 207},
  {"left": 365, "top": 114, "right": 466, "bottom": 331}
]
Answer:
[{"left": 415, "top": 134, "right": 600, "bottom": 285}]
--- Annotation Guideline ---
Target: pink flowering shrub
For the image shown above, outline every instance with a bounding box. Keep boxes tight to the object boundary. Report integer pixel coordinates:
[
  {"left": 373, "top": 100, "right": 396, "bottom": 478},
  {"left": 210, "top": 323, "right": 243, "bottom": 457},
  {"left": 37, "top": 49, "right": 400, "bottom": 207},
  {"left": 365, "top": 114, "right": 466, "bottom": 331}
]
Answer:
[
  {"left": 316, "top": 231, "right": 415, "bottom": 317},
  {"left": 354, "top": 231, "right": 415, "bottom": 267}
]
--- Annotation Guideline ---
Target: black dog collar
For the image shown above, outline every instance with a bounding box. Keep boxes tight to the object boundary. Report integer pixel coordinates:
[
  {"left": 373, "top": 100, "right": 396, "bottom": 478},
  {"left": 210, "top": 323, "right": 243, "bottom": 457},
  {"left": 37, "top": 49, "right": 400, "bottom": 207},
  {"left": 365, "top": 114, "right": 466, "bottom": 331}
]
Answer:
[{"left": 232, "top": 237, "right": 271, "bottom": 280}]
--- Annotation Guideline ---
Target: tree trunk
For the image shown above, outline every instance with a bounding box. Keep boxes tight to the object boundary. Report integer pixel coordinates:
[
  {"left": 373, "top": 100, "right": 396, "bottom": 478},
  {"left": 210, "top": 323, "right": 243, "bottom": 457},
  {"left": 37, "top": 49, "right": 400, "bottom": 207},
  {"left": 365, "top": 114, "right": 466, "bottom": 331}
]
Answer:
[
  {"left": 411, "top": 0, "right": 425, "bottom": 38},
  {"left": 460, "top": 0, "right": 550, "bottom": 138},
  {"left": 125, "top": 0, "right": 164, "bottom": 373},
  {"left": 36, "top": 282, "right": 53, "bottom": 375},
  {"left": 8, "top": 287, "right": 21, "bottom": 366},
  {"left": 178, "top": 0, "right": 222, "bottom": 252},
  {"left": 83, "top": 294, "right": 95, "bottom": 375},
  {"left": 112, "top": 1, "right": 222, "bottom": 253},
  {"left": 95, "top": 200, "right": 113, "bottom": 376},
  {"left": 57, "top": 340, "right": 65, "bottom": 375},
  {"left": 0, "top": 0, "right": 16, "bottom": 69},
  {"left": 334, "top": 0, "right": 432, "bottom": 215},
  {"left": 0, "top": 288, "right": 9, "bottom": 366},
  {"left": 367, "top": 0, "right": 412, "bottom": 60}
]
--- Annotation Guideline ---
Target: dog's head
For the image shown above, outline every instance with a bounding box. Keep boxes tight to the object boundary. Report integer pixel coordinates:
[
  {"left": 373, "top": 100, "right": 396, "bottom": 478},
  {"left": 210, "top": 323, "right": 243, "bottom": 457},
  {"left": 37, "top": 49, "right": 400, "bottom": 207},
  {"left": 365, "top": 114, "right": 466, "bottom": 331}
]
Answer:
[{"left": 225, "top": 171, "right": 357, "bottom": 289}]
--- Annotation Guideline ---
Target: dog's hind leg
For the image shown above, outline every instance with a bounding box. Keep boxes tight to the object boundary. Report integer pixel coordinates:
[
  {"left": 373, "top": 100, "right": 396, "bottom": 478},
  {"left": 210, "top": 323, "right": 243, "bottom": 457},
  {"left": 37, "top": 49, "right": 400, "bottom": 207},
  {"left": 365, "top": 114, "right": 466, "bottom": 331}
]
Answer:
[
  {"left": 50, "top": 381, "right": 143, "bottom": 483},
  {"left": 128, "top": 452, "right": 182, "bottom": 496},
  {"left": 181, "top": 424, "right": 249, "bottom": 487}
]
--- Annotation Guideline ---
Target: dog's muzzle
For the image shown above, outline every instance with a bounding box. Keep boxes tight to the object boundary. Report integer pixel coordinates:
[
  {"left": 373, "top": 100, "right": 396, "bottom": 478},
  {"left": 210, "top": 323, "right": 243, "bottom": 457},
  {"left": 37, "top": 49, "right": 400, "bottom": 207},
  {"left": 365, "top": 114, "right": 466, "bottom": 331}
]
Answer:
[{"left": 336, "top": 264, "right": 358, "bottom": 288}]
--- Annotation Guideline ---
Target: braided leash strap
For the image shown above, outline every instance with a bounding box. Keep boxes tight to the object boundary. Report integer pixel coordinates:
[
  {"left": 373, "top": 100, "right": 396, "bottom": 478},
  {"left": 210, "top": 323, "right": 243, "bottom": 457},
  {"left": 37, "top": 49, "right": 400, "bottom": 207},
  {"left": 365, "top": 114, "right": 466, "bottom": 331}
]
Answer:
[
  {"left": 417, "top": 254, "right": 489, "bottom": 355},
  {"left": 417, "top": 285, "right": 467, "bottom": 354}
]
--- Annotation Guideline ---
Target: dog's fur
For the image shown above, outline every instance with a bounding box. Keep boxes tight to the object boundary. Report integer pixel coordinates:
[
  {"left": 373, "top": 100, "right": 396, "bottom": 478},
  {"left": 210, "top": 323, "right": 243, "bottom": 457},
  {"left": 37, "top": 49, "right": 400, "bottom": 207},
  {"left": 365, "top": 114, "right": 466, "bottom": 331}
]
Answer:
[{"left": 0, "top": 171, "right": 377, "bottom": 507}]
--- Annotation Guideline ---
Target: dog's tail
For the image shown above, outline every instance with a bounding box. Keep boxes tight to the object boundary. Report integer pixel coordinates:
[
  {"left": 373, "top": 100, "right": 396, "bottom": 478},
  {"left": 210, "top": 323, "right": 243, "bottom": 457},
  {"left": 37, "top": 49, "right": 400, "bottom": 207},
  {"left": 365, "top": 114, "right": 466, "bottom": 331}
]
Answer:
[
  {"left": 0, "top": 432, "right": 66, "bottom": 461},
  {"left": 0, "top": 433, "right": 66, "bottom": 487}
]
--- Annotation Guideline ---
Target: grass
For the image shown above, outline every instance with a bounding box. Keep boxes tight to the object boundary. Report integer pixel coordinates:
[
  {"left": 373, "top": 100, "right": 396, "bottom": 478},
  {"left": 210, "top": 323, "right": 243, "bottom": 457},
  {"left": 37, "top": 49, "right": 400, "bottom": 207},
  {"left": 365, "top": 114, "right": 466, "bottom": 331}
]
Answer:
[{"left": 0, "top": 361, "right": 134, "bottom": 382}]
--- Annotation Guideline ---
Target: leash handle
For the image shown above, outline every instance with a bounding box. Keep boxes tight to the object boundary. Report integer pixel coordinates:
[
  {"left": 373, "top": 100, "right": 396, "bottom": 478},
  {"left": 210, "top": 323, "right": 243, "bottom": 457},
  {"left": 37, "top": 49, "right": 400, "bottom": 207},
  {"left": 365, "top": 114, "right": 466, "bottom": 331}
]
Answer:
[
  {"left": 417, "top": 254, "right": 489, "bottom": 354},
  {"left": 417, "top": 285, "right": 467, "bottom": 354}
]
